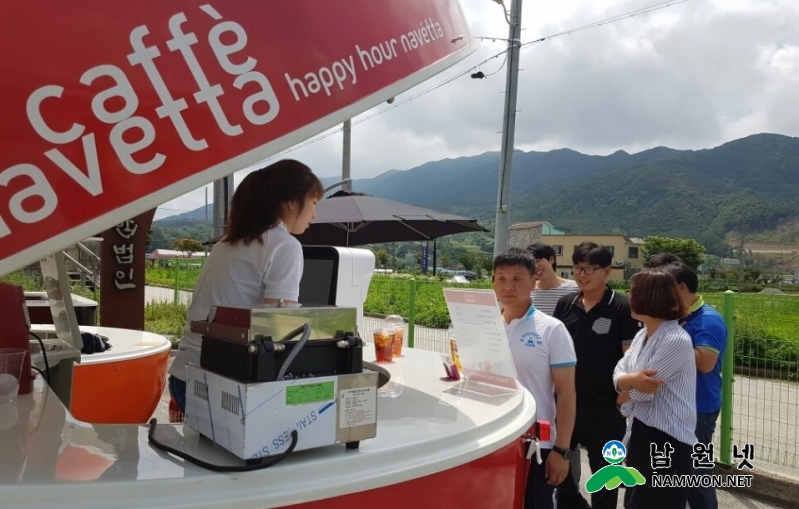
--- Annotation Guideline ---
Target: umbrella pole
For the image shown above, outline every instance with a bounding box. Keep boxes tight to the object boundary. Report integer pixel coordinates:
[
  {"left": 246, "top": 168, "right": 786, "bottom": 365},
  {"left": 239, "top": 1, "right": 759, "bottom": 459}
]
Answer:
[{"left": 432, "top": 240, "right": 437, "bottom": 276}]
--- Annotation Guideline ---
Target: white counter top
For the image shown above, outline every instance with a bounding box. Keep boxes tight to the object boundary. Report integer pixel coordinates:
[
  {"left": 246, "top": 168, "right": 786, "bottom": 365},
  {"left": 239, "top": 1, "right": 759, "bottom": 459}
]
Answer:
[
  {"left": 30, "top": 325, "right": 172, "bottom": 365},
  {"left": 0, "top": 348, "right": 535, "bottom": 509}
]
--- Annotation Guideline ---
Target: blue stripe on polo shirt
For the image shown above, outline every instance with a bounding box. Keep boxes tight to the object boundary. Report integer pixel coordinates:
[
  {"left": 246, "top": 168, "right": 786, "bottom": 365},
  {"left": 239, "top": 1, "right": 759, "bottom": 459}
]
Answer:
[{"left": 550, "top": 361, "right": 577, "bottom": 368}]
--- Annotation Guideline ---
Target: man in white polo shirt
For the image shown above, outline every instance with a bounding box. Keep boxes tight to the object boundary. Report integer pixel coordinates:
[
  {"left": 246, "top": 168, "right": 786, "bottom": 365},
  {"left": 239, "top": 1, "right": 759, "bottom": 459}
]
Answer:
[{"left": 493, "top": 247, "right": 577, "bottom": 509}]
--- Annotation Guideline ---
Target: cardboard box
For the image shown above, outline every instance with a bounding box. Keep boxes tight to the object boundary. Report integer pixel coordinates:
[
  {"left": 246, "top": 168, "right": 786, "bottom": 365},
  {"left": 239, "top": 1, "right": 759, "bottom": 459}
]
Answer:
[{"left": 185, "top": 365, "right": 378, "bottom": 459}]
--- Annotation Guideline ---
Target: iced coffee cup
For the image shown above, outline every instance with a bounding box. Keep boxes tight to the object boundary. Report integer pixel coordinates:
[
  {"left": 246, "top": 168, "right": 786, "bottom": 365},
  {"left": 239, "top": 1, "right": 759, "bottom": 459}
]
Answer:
[
  {"left": 373, "top": 329, "right": 395, "bottom": 363},
  {"left": 384, "top": 315, "right": 406, "bottom": 357}
]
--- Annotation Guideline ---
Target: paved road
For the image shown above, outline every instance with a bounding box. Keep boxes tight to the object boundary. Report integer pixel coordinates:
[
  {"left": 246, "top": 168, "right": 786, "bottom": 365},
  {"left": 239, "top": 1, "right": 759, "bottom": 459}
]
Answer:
[{"left": 144, "top": 285, "right": 192, "bottom": 305}]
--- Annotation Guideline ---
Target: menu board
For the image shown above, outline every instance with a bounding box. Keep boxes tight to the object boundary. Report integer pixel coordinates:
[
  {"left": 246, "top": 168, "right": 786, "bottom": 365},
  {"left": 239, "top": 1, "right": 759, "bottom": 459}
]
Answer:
[{"left": 443, "top": 289, "right": 519, "bottom": 391}]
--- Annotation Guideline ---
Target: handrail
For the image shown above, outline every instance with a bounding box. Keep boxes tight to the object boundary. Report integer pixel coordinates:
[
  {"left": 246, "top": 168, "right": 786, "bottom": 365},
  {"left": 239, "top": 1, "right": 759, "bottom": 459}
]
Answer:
[
  {"left": 61, "top": 251, "right": 94, "bottom": 278},
  {"left": 76, "top": 242, "right": 101, "bottom": 264}
]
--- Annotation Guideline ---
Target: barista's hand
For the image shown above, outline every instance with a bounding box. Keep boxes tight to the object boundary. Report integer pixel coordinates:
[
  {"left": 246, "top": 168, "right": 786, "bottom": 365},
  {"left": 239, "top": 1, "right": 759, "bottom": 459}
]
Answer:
[{"left": 545, "top": 450, "right": 570, "bottom": 485}]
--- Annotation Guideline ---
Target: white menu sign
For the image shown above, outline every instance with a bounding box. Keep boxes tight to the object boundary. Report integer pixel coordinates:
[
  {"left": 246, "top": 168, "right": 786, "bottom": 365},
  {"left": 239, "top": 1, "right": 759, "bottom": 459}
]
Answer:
[{"left": 443, "top": 289, "right": 519, "bottom": 391}]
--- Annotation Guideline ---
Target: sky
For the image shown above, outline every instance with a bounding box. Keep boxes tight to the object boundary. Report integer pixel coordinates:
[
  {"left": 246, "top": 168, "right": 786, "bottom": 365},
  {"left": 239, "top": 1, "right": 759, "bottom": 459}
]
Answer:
[{"left": 155, "top": 0, "right": 799, "bottom": 219}]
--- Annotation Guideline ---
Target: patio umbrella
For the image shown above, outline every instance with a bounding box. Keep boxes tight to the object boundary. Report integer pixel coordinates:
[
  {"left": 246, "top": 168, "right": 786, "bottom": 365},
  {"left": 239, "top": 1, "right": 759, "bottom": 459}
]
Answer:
[{"left": 295, "top": 191, "right": 488, "bottom": 246}]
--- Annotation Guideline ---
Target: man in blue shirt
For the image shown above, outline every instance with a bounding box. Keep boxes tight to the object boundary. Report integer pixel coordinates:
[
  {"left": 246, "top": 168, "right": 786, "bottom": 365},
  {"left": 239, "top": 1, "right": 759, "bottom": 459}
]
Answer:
[{"left": 650, "top": 256, "right": 727, "bottom": 509}]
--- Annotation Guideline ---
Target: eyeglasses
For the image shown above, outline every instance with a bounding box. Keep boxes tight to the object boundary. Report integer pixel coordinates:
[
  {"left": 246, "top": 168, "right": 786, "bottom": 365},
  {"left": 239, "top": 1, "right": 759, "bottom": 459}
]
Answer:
[{"left": 573, "top": 265, "right": 604, "bottom": 275}]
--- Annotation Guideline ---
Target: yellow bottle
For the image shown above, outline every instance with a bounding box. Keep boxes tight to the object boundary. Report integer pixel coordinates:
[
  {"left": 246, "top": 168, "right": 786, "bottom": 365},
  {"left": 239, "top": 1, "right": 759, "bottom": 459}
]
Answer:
[{"left": 448, "top": 325, "right": 464, "bottom": 375}]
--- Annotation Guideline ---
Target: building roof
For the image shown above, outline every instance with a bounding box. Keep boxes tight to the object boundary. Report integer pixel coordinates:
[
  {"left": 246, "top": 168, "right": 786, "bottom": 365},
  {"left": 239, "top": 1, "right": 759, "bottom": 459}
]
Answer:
[
  {"left": 510, "top": 221, "right": 544, "bottom": 229},
  {"left": 542, "top": 233, "right": 645, "bottom": 244},
  {"left": 147, "top": 249, "right": 206, "bottom": 259}
]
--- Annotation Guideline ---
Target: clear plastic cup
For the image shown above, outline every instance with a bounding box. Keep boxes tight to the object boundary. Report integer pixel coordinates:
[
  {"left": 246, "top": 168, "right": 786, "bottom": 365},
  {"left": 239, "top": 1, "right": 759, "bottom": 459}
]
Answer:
[
  {"left": 373, "top": 329, "right": 395, "bottom": 363},
  {"left": 385, "top": 315, "right": 406, "bottom": 357},
  {"left": 0, "top": 348, "right": 27, "bottom": 404}
]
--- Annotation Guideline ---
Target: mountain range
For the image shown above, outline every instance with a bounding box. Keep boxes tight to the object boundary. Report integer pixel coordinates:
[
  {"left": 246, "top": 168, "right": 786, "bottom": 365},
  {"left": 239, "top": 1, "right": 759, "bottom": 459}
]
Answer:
[{"left": 157, "top": 133, "right": 799, "bottom": 255}]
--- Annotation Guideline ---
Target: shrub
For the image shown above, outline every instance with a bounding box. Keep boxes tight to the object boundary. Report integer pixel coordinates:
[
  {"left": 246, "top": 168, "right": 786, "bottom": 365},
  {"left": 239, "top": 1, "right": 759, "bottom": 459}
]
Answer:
[
  {"left": 144, "top": 301, "right": 188, "bottom": 337},
  {"left": 0, "top": 270, "right": 44, "bottom": 290}
]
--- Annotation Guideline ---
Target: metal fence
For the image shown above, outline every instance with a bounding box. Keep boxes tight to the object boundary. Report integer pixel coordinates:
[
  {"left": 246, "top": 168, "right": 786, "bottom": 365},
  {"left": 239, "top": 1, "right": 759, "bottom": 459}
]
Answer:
[
  {"left": 363, "top": 315, "right": 450, "bottom": 354},
  {"left": 363, "top": 277, "right": 491, "bottom": 354},
  {"left": 146, "top": 258, "right": 205, "bottom": 304},
  {"left": 364, "top": 277, "right": 799, "bottom": 470},
  {"left": 705, "top": 292, "right": 799, "bottom": 468}
]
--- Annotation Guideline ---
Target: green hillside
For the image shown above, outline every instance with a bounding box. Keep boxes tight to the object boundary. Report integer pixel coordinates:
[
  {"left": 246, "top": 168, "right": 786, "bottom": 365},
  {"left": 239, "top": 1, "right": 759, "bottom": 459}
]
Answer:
[{"left": 155, "top": 133, "right": 799, "bottom": 255}]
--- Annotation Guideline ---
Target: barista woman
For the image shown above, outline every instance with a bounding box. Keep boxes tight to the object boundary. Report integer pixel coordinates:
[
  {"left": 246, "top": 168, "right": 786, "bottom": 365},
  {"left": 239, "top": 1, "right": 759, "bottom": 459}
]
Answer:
[{"left": 168, "top": 159, "right": 324, "bottom": 413}]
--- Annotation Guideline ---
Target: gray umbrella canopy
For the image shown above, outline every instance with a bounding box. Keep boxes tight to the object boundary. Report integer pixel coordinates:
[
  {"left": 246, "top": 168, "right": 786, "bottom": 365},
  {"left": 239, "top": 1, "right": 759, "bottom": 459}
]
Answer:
[{"left": 295, "top": 191, "right": 488, "bottom": 246}]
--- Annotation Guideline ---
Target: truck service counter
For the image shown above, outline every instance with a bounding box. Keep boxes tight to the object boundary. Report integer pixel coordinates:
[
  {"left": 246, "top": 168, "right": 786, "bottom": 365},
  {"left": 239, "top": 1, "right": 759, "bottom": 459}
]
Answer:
[
  {"left": 29, "top": 326, "right": 172, "bottom": 423},
  {"left": 1, "top": 348, "right": 535, "bottom": 509}
]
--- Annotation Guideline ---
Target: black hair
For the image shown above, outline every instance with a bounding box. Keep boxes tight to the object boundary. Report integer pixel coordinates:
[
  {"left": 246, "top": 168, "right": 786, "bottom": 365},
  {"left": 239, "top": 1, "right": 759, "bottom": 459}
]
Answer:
[
  {"left": 660, "top": 261, "right": 699, "bottom": 293},
  {"left": 572, "top": 241, "right": 612, "bottom": 267},
  {"left": 224, "top": 159, "right": 324, "bottom": 245},
  {"left": 493, "top": 247, "right": 536, "bottom": 276},
  {"left": 644, "top": 252, "right": 683, "bottom": 269},
  {"left": 527, "top": 243, "right": 558, "bottom": 270}
]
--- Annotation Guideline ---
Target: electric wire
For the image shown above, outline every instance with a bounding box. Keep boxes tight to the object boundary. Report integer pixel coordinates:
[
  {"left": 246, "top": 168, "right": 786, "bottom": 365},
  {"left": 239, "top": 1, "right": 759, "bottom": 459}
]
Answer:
[
  {"left": 483, "top": 55, "right": 508, "bottom": 78},
  {"left": 29, "top": 331, "right": 50, "bottom": 384},
  {"left": 150, "top": 0, "right": 695, "bottom": 220},
  {"left": 258, "top": 0, "right": 691, "bottom": 162},
  {"left": 148, "top": 419, "right": 298, "bottom": 472},
  {"left": 519, "top": 0, "right": 690, "bottom": 49}
]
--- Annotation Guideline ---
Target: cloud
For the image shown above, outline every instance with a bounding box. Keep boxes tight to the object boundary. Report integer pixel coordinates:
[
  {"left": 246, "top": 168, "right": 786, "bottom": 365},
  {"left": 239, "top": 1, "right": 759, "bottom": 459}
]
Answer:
[{"left": 156, "top": 0, "right": 799, "bottom": 218}]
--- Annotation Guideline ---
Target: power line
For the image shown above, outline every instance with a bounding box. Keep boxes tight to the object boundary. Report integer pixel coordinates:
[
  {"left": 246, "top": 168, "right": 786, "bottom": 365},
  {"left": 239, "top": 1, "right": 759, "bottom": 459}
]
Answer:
[
  {"left": 520, "top": 0, "right": 691, "bottom": 49},
  {"left": 240, "top": 0, "right": 693, "bottom": 163}
]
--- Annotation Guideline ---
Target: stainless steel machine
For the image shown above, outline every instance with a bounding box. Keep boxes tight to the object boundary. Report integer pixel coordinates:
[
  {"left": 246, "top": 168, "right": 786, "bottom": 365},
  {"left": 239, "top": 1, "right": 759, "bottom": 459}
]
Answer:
[{"left": 184, "top": 304, "right": 379, "bottom": 460}]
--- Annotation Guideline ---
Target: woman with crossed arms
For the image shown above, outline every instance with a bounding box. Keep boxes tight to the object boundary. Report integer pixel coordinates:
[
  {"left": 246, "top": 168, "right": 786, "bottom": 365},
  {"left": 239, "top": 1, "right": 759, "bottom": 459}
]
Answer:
[{"left": 613, "top": 269, "right": 697, "bottom": 508}]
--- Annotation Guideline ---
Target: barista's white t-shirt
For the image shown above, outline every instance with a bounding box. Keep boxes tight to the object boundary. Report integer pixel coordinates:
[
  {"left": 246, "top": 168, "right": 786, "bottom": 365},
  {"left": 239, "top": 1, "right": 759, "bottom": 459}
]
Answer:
[
  {"left": 505, "top": 304, "right": 576, "bottom": 449},
  {"left": 169, "top": 222, "right": 303, "bottom": 381}
]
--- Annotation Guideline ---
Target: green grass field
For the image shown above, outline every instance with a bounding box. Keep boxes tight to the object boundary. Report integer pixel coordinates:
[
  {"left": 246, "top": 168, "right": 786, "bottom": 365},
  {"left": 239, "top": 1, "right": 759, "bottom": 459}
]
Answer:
[
  {"left": 7, "top": 267, "right": 797, "bottom": 371},
  {"left": 366, "top": 275, "right": 799, "bottom": 371}
]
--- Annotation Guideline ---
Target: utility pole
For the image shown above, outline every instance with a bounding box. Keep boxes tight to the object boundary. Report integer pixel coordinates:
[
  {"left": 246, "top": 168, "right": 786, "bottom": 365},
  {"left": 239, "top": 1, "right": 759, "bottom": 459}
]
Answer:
[
  {"left": 213, "top": 176, "right": 234, "bottom": 239},
  {"left": 493, "top": 0, "right": 523, "bottom": 257},
  {"left": 738, "top": 218, "right": 747, "bottom": 287},
  {"left": 342, "top": 119, "right": 352, "bottom": 192}
]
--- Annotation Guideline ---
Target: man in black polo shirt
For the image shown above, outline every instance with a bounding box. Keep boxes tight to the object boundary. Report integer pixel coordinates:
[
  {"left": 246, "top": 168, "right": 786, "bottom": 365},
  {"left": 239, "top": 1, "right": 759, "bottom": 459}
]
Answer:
[{"left": 553, "top": 241, "right": 641, "bottom": 509}]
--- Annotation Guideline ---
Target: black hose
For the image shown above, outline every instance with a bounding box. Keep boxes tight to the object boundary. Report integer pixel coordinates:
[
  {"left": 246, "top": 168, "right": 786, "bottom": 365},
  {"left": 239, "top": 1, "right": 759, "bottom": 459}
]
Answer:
[
  {"left": 276, "top": 323, "right": 311, "bottom": 380},
  {"left": 147, "top": 419, "right": 297, "bottom": 472}
]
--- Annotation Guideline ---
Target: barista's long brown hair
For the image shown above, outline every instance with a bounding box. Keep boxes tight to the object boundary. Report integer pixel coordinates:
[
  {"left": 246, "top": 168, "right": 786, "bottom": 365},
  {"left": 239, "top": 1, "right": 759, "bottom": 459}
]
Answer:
[{"left": 224, "top": 159, "right": 324, "bottom": 245}]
